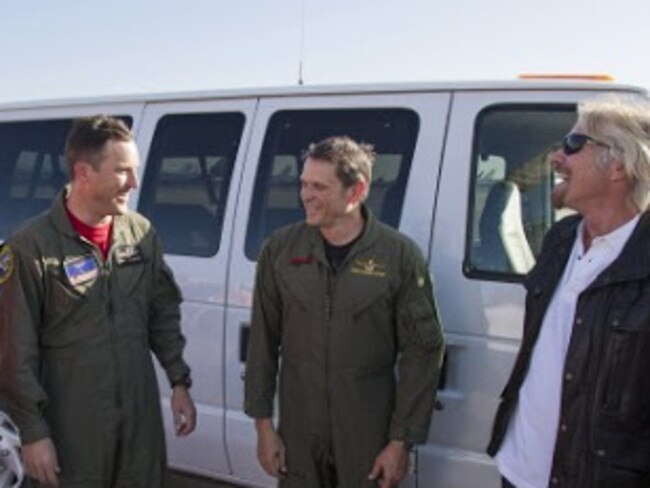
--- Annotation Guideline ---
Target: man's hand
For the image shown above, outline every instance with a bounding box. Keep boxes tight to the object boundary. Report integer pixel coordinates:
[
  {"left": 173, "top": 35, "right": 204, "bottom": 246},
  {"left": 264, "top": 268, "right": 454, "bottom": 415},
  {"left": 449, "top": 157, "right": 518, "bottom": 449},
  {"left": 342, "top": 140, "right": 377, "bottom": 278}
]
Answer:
[
  {"left": 171, "top": 385, "right": 197, "bottom": 436},
  {"left": 255, "top": 418, "right": 287, "bottom": 479},
  {"left": 23, "top": 437, "right": 60, "bottom": 486},
  {"left": 368, "top": 440, "right": 409, "bottom": 488}
]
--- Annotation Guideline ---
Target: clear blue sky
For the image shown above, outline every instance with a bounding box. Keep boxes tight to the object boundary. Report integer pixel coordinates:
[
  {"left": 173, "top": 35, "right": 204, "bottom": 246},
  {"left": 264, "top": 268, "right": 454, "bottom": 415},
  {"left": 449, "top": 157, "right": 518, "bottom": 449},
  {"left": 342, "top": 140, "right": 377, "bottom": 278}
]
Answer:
[{"left": 1, "top": 0, "right": 647, "bottom": 103}]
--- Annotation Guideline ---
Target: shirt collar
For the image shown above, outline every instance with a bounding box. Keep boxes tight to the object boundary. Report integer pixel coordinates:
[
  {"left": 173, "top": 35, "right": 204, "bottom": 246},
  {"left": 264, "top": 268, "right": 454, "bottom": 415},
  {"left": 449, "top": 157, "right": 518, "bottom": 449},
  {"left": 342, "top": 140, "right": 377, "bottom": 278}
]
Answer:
[{"left": 576, "top": 213, "right": 641, "bottom": 258}]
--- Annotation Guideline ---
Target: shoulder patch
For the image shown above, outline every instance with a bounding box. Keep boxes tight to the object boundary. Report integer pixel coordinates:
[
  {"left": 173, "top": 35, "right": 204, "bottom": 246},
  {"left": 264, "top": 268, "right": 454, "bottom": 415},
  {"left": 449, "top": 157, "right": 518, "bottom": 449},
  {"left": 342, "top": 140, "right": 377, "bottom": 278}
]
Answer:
[{"left": 0, "top": 245, "right": 15, "bottom": 285}]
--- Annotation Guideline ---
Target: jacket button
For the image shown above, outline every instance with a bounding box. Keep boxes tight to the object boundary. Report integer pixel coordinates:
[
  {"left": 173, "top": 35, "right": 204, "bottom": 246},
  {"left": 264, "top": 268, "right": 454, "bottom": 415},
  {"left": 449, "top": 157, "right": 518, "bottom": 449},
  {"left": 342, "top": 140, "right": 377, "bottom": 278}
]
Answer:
[
  {"left": 550, "top": 476, "right": 559, "bottom": 485},
  {"left": 560, "top": 423, "right": 567, "bottom": 432},
  {"left": 612, "top": 319, "right": 620, "bottom": 327},
  {"left": 575, "top": 317, "right": 583, "bottom": 325},
  {"left": 596, "top": 449, "right": 606, "bottom": 457},
  {"left": 564, "top": 373, "right": 573, "bottom": 381}
]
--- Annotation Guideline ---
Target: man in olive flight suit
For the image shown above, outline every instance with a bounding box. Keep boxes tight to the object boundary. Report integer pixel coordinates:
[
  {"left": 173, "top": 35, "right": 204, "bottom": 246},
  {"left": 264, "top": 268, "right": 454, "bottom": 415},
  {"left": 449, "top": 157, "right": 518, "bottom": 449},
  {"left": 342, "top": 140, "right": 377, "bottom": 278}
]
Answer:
[
  {"left": 0, "top": 115, "right": 196, "bottom": 487},
  {"left": 245, "top": 136, "right": 445, "bottom": 488}
]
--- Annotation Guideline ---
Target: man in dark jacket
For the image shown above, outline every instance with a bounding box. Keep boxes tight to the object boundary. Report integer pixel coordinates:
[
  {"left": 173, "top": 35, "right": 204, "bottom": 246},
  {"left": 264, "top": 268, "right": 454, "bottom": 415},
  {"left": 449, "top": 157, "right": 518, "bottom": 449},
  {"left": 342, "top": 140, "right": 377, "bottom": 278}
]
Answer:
[
  {"left": 488, "top": 94, "right": 650, "bottom": 487},
  {"left": 245, "top": 136, "right": 445, "bottom": 487},
  {"left": 0, "top": 115, "right": 196, "bottom": 487}
]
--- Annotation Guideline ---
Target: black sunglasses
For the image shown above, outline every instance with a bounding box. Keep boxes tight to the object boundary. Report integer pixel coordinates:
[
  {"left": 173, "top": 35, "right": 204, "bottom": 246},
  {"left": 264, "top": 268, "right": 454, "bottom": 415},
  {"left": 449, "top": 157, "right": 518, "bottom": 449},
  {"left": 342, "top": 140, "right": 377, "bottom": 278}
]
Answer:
[{"left": 562, "top": 133, "right": 609, "bottom": 156}]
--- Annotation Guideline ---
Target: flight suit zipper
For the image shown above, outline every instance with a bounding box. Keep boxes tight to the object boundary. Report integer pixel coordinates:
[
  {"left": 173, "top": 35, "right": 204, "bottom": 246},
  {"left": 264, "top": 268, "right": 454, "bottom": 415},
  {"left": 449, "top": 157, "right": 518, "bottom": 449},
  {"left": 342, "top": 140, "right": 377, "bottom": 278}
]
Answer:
[
  {"left": 325, "top": 267, "right": 335, "bottom": 447},
  {"left": 101, "top": 243, "right": 124, "bottom": 409},
  {"left": 325, "top": 273, "right": 334, "bottom": 322}
]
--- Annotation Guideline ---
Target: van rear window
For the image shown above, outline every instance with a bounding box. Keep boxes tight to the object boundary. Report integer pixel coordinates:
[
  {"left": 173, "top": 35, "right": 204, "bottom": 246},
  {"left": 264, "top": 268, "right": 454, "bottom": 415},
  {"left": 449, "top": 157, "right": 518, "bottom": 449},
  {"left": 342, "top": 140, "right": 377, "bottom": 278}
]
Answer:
[
  {"left": 138, "top": 112, "right": 245, "bottom": 257},
  {"left": 0, "top": 116, "right": 132, "bottom": 239},
  {"left": 245, "top": 108, "right": 419, "bottom": 260}
]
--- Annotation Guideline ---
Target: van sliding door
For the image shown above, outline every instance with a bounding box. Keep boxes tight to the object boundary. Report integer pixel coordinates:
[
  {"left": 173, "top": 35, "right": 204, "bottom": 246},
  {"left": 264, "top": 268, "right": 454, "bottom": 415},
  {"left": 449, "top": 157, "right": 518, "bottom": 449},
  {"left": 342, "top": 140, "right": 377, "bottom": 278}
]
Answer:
[
  {"left": 224, "top": 92, "right": 450, "bottom": 487},
  {"left": 428, "top": 89, "right": 604, "bottom": 488},
  {"left": 134, "top": 99, "right": 256, "bottom": 479}
]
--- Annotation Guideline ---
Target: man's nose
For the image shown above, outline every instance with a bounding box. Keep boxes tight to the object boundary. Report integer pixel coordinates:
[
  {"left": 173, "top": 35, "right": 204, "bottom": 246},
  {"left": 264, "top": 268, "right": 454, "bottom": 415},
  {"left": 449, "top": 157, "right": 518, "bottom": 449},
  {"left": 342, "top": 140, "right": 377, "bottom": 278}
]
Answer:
[{"left": 128, "top": 170, "right": 139, "bottom": 189}]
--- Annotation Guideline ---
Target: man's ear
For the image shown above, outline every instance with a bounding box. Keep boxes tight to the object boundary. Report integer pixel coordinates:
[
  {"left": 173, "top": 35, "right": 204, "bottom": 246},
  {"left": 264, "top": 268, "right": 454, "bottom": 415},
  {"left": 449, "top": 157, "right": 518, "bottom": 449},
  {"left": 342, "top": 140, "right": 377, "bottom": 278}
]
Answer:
[
  {"left": 347, "top": 180, "right": 367, "bottom": 206},
  {"left": 608, "top": 158, "right": 628, "bottom": 182},
  {"left": 72, "top": 161, "right": 92, "bottom": 182}
]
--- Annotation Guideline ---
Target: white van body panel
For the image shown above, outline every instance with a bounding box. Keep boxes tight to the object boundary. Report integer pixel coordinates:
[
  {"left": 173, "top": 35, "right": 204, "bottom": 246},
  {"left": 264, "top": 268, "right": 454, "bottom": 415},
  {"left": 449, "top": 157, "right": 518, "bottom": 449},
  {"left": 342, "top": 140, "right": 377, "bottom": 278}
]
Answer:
[
  {"left": 0, "top": 81, "right": 645, "bottom": 488},
  {"left": 0, "top": 103, "right": 144, "bottom": 124}
]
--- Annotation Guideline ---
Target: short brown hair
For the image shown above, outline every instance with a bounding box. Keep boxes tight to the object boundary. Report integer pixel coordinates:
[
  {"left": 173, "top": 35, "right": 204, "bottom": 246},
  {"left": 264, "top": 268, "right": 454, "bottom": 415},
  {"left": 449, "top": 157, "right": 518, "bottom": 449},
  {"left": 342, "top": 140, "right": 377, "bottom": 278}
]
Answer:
[
  {"left": 304, "top": 136, "right": 375, "bottom": 191},
  {"left": 65, "top": 115, "right": 133, "bottom": 174}
]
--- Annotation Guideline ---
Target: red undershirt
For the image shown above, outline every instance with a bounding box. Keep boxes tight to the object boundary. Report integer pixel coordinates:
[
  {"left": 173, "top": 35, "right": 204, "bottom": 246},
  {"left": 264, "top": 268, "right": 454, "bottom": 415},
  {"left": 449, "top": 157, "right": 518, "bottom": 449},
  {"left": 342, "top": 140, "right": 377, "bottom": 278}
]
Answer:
[{"left": 65, "top": 206, "right": 113, "bottom": 260}]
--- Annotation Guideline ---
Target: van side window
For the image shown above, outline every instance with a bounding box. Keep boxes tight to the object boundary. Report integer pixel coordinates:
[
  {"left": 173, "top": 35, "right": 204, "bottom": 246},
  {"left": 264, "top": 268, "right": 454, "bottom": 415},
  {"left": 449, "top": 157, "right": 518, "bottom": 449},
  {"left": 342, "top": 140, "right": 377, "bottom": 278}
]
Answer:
[
  {"left": 466, "top": 105, "right": 575, "bottom": 280},
  {"left": 0, "top": 117, "right": 133, "bottom": 239},
  {"left": 138, "top": 112, "right": 245, "bottom": 257},
  {"left": 245, "top": 108, "right": 419, "bottom": 259}
]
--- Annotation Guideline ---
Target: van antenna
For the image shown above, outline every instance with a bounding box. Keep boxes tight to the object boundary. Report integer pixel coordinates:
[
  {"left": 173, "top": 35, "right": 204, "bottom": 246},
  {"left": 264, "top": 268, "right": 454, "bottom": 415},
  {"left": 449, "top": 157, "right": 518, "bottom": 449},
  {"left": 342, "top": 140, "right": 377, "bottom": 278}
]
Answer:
[{"left": 298, "top": 0, "right": 305, "bottom": 85}]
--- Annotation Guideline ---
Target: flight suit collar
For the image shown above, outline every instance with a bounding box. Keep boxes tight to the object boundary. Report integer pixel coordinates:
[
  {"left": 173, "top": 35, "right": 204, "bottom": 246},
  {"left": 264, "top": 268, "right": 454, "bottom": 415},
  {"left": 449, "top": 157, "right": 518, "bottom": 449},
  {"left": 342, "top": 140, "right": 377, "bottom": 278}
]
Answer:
[
  {"left": 49, "top": 187, "right": 81, "bottom": 240},
  {"left": 49, "top": 188, "right": 138, "bottom": 255},
  {"left": 304, "top": 205, "right": 381, "bottom": 270}
]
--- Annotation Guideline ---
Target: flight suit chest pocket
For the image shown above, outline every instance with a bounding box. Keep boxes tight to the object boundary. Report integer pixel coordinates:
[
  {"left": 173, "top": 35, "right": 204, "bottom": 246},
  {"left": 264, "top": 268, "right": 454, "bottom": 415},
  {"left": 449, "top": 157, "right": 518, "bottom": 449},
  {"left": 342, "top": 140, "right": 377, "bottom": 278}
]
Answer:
[
  {"left": 346, "top": 277, "right": 391, "bottom": 317},
  {"left": 276, "top": 261, "right": 324, "bottom": 311},
  {"left": 112, "top": 245, "right": 148, "bottom": 297},
  {"left": 111, "top": 246, "right": 150, "bottom": 331},
  {"left": 47, "top": 256, "right": 100, "bottom": 319},
  {"left": 49, "top": 278, "right": 86, "bottom": 320}
]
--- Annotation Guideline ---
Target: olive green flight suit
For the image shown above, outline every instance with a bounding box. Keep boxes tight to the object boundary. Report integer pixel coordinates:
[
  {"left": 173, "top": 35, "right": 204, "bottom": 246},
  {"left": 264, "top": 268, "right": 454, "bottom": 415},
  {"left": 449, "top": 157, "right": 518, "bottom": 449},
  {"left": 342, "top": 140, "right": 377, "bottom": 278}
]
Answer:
[
  {"left": 245, "top": 208, "right": 445, "bottom": 487},
  {"left": 0, "top": 192, "right": 190, "bottom": 487}
]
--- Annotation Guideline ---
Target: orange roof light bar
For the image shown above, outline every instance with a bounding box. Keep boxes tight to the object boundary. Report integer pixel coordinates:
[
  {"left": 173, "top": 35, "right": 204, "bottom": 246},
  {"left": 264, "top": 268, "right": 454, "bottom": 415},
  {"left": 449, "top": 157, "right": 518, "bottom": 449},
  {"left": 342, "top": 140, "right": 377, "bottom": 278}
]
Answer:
[{"left": 519, "top": 74, "right": 615, "bottom": 82}]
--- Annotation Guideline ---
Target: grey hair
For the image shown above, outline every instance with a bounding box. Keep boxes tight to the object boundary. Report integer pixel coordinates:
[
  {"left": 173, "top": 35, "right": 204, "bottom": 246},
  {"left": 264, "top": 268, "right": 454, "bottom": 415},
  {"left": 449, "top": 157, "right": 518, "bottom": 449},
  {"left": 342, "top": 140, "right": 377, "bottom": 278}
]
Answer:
[{"left": 579, "top": 94, "right": 650, "bottom": 210}]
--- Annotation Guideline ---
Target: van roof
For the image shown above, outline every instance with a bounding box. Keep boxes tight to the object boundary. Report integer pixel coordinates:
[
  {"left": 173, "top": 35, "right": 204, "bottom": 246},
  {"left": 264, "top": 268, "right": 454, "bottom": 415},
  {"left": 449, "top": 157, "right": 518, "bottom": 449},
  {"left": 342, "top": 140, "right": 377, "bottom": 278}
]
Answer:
[{"left": 0, "top": 79, "right": 645, "bottom": 111}]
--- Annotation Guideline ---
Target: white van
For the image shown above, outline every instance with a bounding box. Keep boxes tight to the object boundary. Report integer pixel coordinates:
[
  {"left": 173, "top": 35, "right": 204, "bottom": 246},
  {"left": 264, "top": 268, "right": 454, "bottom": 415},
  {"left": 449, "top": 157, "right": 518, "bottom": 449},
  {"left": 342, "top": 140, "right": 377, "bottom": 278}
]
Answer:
[{"left": 0, "top": 79, "right": 645, "bottom": 487}]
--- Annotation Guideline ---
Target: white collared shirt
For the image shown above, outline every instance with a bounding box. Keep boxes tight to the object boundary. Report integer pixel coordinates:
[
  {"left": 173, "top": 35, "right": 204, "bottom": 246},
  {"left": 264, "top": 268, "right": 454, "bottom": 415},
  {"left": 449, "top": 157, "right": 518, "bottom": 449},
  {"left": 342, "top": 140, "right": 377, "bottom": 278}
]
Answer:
[{"left": 496, "top": 214, "right": 640, "bottom": 488}]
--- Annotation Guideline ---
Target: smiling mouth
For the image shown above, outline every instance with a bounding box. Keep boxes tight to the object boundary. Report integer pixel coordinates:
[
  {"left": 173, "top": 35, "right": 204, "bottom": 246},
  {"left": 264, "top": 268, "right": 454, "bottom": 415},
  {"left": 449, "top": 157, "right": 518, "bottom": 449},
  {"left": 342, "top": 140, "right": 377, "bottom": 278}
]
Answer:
[{"left": 554, "top": 172, "right": 569, "bottom": 185}]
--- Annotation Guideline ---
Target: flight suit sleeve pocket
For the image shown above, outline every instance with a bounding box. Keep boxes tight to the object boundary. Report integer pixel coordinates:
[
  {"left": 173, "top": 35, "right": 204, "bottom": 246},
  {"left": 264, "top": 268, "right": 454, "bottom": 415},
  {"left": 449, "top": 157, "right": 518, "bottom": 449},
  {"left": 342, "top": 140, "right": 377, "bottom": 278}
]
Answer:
[{"left": 407, "top": 298, "right": 437, "bottom": 347}]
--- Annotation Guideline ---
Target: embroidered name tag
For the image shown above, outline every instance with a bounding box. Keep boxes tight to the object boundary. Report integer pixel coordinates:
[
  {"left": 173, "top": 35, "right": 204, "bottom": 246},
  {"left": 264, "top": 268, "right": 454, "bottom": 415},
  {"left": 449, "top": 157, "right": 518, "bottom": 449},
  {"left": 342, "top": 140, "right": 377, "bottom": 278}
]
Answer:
[
  {"left": 350, "top": 258, "right": 387, "bottom": 277},
  {"left": 64, "top": 256, "right": 99, "bottom": 287},
  {"left": 114, "top": 245, "right": 144, "bottom": 265}
]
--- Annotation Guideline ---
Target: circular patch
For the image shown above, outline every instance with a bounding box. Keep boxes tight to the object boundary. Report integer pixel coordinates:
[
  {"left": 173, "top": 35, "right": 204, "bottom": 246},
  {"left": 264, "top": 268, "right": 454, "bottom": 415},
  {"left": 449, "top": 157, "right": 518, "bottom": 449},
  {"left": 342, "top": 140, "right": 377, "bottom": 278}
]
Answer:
[{"left": 0, "top": 245, "right": 15, "bottom": 285}]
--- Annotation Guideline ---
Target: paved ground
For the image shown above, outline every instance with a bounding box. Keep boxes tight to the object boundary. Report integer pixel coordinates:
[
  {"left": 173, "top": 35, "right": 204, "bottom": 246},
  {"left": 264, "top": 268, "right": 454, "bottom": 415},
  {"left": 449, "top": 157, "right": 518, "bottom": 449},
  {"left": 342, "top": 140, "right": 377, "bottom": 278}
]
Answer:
[
  {"left": 167, "top": 470, "right": 241, "bottom": 487},
  {"left": 17, "top": 471, "right": 239, "bottom": 487}
]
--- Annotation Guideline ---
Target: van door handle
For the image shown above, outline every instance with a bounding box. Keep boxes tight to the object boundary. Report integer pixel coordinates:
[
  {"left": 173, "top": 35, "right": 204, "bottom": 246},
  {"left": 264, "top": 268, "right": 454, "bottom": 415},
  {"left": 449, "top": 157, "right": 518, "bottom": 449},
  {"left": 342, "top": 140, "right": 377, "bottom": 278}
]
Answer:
[
  {"left": 434, "top": 348, "right": 448, "bottom": 410},
  {"left": 239, "top": 323, "right": 250, "bottom": 381},
  {"left": 239, "top": 322, "right": 250, "bottom": 363}
]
